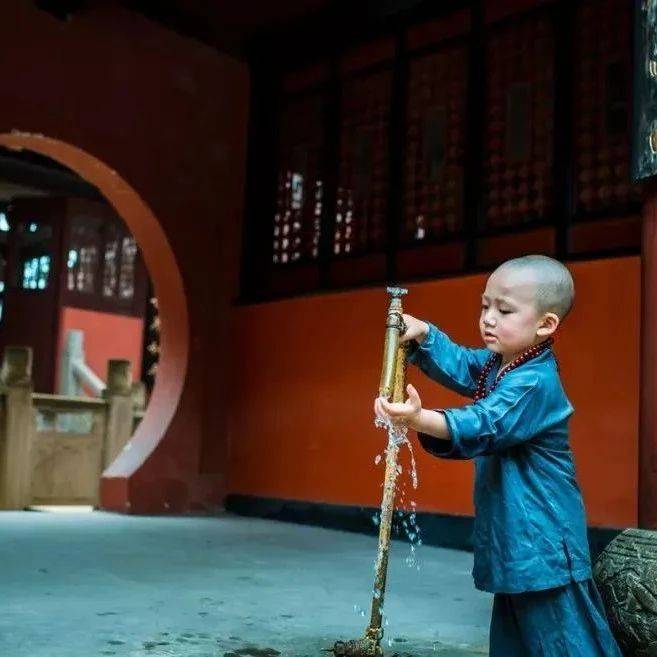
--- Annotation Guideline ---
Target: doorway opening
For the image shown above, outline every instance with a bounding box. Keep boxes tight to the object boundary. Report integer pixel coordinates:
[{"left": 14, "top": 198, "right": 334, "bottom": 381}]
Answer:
[{"left": 0, "top": 133, "right": 188, "bottom": 511}]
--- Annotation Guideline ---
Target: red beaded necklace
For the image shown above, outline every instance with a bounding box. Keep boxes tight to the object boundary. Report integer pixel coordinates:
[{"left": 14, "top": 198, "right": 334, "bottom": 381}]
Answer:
[{"left": 473, "top": 337, "right": 554, "bottom": 402}]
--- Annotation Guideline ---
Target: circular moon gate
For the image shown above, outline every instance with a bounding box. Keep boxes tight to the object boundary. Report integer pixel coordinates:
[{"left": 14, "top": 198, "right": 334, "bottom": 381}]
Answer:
[{"left": 0, "top": 132, "right": 189, "bottom": 497}]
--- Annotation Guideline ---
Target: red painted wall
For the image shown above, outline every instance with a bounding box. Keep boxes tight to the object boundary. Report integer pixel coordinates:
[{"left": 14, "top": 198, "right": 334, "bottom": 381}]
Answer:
[
  {"left": 0, "top": 2, "right": 641, "bottom": 523},
  {"left": 0, "top": 2, "right": 248, "bottom": 511},
  {"left": 57, "top": 307, "right": 144, "bottom": 388},
  {"left": 228, "top": 256, "right": 640, "bottom": 529}
]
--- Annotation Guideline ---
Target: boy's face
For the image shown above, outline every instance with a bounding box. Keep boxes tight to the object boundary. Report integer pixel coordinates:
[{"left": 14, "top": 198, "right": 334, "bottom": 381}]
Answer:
[{"left": 479, "top": 266, "right": 556, "bottom": 363}]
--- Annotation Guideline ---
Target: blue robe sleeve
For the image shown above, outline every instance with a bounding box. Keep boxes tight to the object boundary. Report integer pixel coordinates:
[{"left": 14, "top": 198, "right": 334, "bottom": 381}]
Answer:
[
  {"left": 418, "top": 372, "right": 550, "bottom": 459},
  {"left": 407, "top": 322, "right": 491, "bottom": 398}
]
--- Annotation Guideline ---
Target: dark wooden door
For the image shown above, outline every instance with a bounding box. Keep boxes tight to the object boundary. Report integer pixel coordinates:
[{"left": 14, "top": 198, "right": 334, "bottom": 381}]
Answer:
[{"left": 0, "top": 198, "right": 64, "bottom": 393}]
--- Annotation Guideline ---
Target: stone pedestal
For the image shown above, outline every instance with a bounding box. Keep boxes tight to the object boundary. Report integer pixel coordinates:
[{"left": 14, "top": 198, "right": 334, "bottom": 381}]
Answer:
[{"left": 594, "top": 528, "right": 657, "bottom": 655}]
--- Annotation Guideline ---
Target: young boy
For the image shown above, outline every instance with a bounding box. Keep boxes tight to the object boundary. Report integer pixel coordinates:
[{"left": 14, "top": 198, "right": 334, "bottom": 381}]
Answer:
[{"left": 374, "top": 255, "right": 621, "bottom": 656}]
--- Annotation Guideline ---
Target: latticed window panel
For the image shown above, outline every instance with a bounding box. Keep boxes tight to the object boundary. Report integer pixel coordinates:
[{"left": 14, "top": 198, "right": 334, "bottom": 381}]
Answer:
[
  {"left": 119, "top": 236, "right": 137, "bottom": 300},
  {"left": 273, "top": 94, "right": 325, "bottom": 265},
  {"left": 574, "top": 0, "right": 639, "bottom": 215},
  {"left": 484, "top": 15, "right": 554, "bottom": 229},
  {"left": 335, "top": 69, "right": 392, "bottom": 256},
  {"left": 23, "top": 254, "right": 51, "bottom": 291},
  {"left": 67, "top": 216, "right": 102, "bottom": 294},
  {"left": 102, "top": 238, "right": 119, "bottom": 297},
  {"left": 76, "top": 246, "right": 98, "bottom": 293},
  {"left": 404, "top": 46, "right": 467, "bottom": 243}
]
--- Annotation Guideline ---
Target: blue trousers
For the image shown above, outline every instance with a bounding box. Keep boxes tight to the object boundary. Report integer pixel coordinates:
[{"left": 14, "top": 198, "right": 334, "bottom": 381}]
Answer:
[{"left": 490, "top": 579, "right": 622, "bottom": 656}]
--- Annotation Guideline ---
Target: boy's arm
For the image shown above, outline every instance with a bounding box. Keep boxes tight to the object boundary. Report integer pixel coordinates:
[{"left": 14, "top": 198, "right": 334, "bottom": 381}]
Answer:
[
  {"left": 405, "top": 407, "right": 471, "bottom": 460},
  {"left": 407, "top": 322, "right": 491, "bottom": 398},
  {"left": 412, "top": 373, "right": 567, "bottom": 459}
]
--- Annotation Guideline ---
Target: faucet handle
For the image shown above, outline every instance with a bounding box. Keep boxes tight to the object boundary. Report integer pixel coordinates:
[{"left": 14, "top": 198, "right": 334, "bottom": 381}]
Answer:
[{"left": 386, "top": 286, "right": 408, "bottom": 298}]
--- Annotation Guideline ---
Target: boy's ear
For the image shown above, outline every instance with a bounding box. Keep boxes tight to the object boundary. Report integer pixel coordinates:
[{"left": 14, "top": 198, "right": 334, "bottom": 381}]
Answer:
[{"left": 536, "top": 312, "right": 560, "bottom": 337}]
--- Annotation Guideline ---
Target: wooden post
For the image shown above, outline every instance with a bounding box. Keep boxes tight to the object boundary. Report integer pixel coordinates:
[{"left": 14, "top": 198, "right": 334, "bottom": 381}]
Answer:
[
  {"left": 0, "top": 347, "right": 34, "bottom": 509},
  {"left": 103, "top": 359, "right": 134, "bottom": 469},
  {"left": 131, "top": 381, "right": 146, "bottom": 411}
]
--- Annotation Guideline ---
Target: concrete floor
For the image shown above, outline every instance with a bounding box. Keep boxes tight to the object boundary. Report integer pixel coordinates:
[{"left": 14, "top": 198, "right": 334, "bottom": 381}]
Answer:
[{"left": 0, "top": 511, "right": 491, "bottom": 657}]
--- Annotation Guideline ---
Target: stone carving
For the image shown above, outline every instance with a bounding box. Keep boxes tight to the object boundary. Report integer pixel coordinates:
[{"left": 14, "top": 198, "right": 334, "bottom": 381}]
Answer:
[{"left": 593, "top": 528, "right": 657, "bottom": 655}]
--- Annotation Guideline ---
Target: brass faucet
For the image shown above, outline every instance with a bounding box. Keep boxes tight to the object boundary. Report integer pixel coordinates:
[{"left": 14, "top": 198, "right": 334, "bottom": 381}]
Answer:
[{"left": 330, "top": 287, "right": 409, "bottom": 657}]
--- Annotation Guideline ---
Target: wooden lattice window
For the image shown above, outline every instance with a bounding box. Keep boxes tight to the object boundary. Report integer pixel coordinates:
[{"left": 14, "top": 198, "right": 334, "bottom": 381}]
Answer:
[
  {"left": 22, "top": 254, "right": 51, "bottom": 291},
  {"left": 102, "top": 235, "right": 119, "bottom": 298},
  {"left": 66, "top": 216, "right": 102, "bottom": 294},
  {"left": 118, "top": 236, "right": 137, "bottom": 301},
  {"left": 404, "top": 46, "right": 467, "bottom": 243},
  {"left": 574, "top": 0, "right": 639, "bottom": 215},
  {"left": 335, "top": 69, "right": 392, "bottom": 256},
  {"left": 273, "top": 94, "right": 325, "bottom": 265},
  {"left": 63, "top": 204, "right": 146, "bottom": 316},
  {"left": 16, "top": 221, "right": 54, "bottom": 292},
  {"left": 484, "top": 14, "right": 555, "bottom": 229}
]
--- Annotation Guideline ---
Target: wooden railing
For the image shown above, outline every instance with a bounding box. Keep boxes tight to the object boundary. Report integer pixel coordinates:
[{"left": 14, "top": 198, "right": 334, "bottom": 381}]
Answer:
[{"left": 0, "top": 346, "right": 145, "bottom": 508}]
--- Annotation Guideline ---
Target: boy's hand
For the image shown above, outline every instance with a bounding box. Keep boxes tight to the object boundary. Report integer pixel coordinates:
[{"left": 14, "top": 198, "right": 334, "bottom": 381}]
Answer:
[
  {"left": 374, "top": 384, "right": 423, "bottom": 429},
  {"left": 400, "top": 314, "right": 429, "bottom": 345}
]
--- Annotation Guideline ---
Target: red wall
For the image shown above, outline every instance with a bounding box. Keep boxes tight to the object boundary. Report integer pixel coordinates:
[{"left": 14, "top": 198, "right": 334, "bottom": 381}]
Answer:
[
  {"left": 57, "top": 307, "right": 144, "bottom": 388},
  {"left": 0, "top": 2, "right": 249, "bottom": 511},
  {"left": 228, "top": 256, "right": 640, "bottom": 529},
  {"left": 0, "top": 2, "right": 641, "bottom": 522}
]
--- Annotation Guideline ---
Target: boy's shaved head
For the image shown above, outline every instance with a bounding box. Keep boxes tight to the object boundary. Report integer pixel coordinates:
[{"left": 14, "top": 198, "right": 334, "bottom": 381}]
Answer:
[{"left": 494, "top": 255, "right": 574, "bottom": 319}]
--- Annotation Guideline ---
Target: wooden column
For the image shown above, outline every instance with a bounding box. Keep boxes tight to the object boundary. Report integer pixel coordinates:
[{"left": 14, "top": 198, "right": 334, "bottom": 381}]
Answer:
[
  {"left": 0, "top": 347, "right": 34, "bottom": 509},
  {"left": 640, "top": 182, "right": 657, "bottom": 528},
  {"left": 103, "top": 359, "right": 134, "bottom": 469}
]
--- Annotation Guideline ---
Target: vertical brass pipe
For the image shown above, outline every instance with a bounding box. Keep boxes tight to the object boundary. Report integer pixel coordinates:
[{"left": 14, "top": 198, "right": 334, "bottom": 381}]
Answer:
[
  {"left": 332, "top": 287, "right": 408, "bottom": 657},
  {"left": 378, "top": 288, "right": 407, "bottom": 400},
  {"left": 367, "top": 287, "right": 410, "bottom": 648}
]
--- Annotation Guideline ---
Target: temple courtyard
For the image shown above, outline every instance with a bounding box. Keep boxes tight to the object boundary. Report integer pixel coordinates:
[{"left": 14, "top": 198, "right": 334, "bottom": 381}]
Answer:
[{"left": 0, "top": 511, "right": 490, "bottom": 656}]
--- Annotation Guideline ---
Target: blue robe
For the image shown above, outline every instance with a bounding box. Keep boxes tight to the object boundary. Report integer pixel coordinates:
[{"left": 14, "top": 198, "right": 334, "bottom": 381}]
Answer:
[
  {"left": 491, "top": 579, "right": 622, "bottom": 656},
  {"left": 408, "top": 323, "right": 622, "bottom": 656}
]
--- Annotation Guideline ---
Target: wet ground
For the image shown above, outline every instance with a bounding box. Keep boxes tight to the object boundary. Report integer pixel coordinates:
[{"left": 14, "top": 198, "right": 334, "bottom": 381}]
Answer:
[{"left": 0, "top": 511, "right": 491, "bottom": 656}]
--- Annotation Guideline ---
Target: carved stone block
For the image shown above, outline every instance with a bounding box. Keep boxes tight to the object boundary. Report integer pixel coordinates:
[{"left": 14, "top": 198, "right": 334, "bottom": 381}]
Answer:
[{"left": 594, "top": 528, "right": 657, "bottom": 655}]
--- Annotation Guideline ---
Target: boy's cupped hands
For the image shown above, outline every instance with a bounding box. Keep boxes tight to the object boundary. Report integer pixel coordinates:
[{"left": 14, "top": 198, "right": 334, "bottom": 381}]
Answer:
[{"left": 374, "top": 384, "right": 423, "bottom": 429}]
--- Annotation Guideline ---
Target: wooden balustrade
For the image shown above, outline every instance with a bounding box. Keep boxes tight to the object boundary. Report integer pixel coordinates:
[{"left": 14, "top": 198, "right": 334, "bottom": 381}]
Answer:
[{"left": 0, "top": 347, "right": 144, "bottom": 509}]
